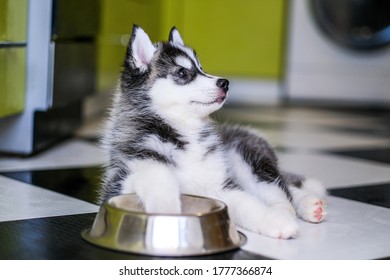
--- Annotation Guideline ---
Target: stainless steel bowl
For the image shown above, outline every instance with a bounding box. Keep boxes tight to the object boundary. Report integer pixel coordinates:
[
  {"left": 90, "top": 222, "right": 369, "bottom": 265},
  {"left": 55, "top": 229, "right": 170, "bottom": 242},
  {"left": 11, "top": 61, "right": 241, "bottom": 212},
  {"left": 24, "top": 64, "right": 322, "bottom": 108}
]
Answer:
[{"left": 81, "top": 194, "right": 246, "bottom": 256}]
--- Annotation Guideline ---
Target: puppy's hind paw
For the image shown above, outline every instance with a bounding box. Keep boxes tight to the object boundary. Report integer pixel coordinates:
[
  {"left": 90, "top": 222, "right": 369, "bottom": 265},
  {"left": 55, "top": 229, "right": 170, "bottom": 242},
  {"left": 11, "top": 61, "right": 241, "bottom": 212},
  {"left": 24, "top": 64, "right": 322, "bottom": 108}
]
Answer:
[{"left": 297, "top": 196, "right": 327, "bottom": 223}]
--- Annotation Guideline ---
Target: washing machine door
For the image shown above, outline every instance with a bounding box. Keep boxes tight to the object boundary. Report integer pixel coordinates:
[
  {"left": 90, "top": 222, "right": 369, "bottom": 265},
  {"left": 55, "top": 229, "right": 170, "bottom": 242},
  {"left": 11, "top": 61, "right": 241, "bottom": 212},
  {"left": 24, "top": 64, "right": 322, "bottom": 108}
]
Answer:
[{"left": 311, "top": 0, "right": 390, "bottom": 51}]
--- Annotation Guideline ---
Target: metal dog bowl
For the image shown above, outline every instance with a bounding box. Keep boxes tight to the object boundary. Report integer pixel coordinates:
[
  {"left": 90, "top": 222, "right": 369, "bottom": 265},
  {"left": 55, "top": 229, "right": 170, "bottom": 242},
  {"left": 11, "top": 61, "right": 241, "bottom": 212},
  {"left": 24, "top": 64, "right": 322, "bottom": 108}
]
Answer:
[{"left": 81, "top": 194, "right": 246, "bottom": 256}]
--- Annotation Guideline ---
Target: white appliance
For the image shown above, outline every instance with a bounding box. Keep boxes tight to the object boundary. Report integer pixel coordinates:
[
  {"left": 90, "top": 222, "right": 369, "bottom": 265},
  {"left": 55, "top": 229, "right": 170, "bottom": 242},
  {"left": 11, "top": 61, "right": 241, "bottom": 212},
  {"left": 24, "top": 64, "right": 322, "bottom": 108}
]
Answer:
[{"left": 286, "top": 0, "right": 390, "bottom": 105}]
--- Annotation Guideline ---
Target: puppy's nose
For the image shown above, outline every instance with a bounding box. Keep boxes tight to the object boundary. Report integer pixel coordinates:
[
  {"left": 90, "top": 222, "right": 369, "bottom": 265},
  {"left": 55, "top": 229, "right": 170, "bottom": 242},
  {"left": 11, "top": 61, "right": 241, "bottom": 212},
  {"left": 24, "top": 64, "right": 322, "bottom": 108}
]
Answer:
[{"left": 216, "top": 78, "right": 229, "bottom": 92}]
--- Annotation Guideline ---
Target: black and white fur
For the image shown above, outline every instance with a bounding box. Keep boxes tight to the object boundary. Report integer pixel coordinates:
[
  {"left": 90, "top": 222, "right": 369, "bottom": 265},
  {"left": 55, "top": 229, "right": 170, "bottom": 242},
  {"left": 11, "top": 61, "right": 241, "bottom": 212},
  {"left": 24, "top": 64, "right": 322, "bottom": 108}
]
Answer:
[{"left": 100, "top": 25, "right": 327, "bottom": 239}]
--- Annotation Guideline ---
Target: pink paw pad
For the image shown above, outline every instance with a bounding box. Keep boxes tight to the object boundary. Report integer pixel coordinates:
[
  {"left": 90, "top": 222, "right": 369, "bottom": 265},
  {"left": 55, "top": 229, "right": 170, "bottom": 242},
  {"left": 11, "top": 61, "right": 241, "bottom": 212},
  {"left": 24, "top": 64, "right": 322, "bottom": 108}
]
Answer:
[
  {"left": 314, "top": 206, "right": 322, "bottom": 214},
  {"left": 312, "top": 201, "right": 325, "bottom": 222},
  {"left": 297, "top": 196, "right": 327, "bottom": 223}
]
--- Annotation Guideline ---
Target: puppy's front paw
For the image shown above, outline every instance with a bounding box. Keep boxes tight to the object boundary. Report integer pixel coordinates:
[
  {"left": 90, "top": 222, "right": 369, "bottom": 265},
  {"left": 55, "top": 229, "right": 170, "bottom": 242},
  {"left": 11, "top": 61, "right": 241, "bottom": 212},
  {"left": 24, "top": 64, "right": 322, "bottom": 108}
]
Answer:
[
  {"left": 259, "top": 208, "right": 299, "bottom": 239},
  {"left": 142, "top": 195, "right": 181, "bottom": 214}
]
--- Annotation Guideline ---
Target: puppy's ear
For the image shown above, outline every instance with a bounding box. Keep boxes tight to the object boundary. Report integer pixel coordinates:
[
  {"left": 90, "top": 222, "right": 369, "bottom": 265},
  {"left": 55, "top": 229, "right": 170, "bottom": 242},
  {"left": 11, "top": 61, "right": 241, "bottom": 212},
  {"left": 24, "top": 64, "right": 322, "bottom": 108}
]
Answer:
[
  {"left": 169, "top": 27, "right": 184, "bottom": 45},
  {"left": 126, "top": 25, "right": 156, "bottom": 72}
]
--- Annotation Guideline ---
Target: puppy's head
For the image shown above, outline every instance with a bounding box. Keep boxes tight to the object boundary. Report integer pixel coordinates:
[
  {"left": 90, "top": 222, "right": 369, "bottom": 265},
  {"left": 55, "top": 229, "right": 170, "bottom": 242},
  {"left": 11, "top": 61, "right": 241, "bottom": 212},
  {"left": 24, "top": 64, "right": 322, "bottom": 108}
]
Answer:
[{"left": 122, "top": 25, "right": 229, "bottom": 119}]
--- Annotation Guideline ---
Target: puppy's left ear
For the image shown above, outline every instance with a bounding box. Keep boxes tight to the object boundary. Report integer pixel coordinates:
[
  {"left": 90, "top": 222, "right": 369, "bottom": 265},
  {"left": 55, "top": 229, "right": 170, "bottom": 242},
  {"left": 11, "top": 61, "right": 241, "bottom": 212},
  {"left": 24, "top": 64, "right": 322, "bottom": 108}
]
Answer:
[{"left": 169, "top": 27, "right": 184, "bottom": 45}]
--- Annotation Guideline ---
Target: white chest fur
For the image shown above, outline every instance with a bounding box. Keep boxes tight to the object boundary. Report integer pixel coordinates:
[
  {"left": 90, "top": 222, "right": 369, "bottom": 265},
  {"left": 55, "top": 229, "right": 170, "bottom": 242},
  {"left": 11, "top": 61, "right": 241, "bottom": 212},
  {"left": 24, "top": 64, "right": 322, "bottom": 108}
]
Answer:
[
  {"left": 173, "top": 140, "right": 228, "bottom": 197},
  {"left": 143, "top": 128, "right": 228, "bottom": 197}
]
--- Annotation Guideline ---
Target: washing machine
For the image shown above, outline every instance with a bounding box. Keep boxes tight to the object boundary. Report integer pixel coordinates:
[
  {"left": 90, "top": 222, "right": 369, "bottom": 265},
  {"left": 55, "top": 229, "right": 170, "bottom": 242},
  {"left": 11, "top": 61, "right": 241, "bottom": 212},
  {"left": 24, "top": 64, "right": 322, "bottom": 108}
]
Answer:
[{"left": 286, "top": 0, "right": 390, "bottom": 105}]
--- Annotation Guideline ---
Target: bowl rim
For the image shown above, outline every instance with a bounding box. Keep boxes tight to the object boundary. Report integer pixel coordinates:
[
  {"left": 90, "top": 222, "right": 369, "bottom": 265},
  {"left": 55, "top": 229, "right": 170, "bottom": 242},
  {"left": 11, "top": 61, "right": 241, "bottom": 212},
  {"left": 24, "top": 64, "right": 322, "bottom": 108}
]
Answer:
[{"left": 103, "top": 193, "right": 228, "bottom": 218}]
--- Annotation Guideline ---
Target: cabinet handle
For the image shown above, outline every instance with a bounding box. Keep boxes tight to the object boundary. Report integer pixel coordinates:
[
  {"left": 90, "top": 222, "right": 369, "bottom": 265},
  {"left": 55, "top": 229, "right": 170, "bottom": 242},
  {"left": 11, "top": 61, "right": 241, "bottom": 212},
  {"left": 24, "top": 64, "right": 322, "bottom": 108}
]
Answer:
[{"left": 0, "top": 42, "right": 27, "bottom": 48}]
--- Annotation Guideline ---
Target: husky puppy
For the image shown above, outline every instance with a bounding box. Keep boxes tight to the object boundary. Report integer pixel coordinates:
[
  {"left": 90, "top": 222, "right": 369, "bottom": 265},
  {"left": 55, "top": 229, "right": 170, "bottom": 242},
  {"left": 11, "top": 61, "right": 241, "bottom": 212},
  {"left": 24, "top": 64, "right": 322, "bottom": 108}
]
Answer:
[{"left": 100, "top": 25, "right": 327, "bottom": 239}]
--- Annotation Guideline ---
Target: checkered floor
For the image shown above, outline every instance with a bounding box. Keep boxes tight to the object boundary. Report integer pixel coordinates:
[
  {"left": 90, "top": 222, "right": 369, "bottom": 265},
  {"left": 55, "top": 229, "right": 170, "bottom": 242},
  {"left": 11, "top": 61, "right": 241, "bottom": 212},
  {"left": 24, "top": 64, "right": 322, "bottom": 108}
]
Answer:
[{"left": 1, "top": 105, "right": 390, "bottom": 259}]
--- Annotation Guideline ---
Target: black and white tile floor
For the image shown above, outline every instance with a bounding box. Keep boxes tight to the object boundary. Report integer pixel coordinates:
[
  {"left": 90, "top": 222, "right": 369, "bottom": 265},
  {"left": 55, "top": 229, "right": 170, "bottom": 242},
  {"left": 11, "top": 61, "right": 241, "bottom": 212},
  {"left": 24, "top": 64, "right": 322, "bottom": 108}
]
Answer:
[{"left": 1, "top": 106, "right": 390, "bottom": 259}]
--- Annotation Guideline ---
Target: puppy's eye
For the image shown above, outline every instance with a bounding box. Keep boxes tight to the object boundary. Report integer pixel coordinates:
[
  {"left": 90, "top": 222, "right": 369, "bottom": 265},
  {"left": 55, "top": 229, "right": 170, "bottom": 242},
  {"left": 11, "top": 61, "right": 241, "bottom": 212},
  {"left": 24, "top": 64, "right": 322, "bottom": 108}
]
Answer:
[{"left": 176, "top": 68, "right": 188, "bottom": 79}]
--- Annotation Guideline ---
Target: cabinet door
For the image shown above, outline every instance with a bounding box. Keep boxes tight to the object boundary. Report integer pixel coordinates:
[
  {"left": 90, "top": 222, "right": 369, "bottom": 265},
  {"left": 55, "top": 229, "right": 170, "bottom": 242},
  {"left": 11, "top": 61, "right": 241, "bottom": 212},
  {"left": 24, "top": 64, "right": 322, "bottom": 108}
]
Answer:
[
  {"left": 0, "top": 0, "right": 28, "bottom": 42},
  {"left": 0, "top": 48, "right": 27, "bottom": 117},
  {"left": 174, "top": 0, "right": 286, "bottom": 78},
  {"left": 0, "top": 0, "right": 28, "bottom": 118}
]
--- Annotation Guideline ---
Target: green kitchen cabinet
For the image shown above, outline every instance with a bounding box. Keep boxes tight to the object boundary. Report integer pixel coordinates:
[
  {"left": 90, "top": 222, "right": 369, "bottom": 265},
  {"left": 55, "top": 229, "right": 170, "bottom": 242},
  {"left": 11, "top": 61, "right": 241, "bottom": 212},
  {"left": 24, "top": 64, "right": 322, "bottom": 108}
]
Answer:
[
  {"left": 97, "top": 0, "right": 286, "bottom": 92},
  {"left": 0, "top": 0, "right": 28, "bottom": 118}
]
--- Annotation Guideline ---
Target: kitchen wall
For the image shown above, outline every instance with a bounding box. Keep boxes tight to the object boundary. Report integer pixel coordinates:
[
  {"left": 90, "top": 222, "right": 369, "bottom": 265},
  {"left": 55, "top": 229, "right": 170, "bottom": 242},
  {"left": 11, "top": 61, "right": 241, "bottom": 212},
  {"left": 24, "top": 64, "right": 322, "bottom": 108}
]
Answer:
[{"left": 92, "top": 0, "right": 287, "bottom": 109}]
